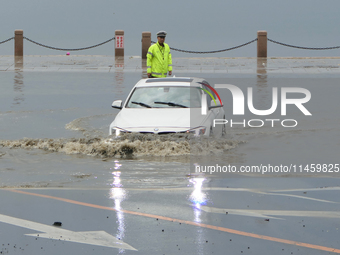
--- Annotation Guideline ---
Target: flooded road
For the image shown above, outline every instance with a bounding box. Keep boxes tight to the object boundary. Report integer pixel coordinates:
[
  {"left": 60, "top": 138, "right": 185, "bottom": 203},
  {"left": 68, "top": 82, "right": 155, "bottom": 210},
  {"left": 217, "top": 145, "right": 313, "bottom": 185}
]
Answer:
[{"left": 1, "top": 66, "right": 340, "bottom": 254}]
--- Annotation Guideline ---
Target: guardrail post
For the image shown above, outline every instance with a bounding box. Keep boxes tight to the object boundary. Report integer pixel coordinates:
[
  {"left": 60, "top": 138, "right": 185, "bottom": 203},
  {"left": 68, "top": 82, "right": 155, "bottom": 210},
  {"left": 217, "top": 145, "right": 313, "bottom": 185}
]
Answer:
[
  {"left": 141, "top": 32, "right": 151, "bottom": 59},
  {"left": 115, "top": 30, "right": 124, "bottom": 57},
  {"left": 15, "top": 29, "right": 24, "bottom": 57},
  {"left": 257, "top": 30, "right": 267, "bottom": 58}
]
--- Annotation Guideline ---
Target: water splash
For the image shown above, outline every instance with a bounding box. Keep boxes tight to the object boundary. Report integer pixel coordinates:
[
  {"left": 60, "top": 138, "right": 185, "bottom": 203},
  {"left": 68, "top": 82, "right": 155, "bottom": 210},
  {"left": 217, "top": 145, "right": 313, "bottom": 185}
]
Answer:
[{"left": 0, "top": 134, "right": 243, "bottom": 158}]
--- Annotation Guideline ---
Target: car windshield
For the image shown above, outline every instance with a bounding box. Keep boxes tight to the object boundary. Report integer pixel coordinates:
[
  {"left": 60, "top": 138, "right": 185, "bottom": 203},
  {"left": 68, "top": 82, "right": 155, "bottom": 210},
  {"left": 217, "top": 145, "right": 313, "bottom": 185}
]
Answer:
[{"left": 126, "top": 86, "right": 202, "bottom": 108}]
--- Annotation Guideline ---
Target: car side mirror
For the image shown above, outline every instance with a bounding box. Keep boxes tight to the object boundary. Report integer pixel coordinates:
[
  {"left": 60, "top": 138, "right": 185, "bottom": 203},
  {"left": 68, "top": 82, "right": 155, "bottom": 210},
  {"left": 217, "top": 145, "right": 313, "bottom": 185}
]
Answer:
[
  {"left": 209, "top": 99, "right": 223, "bottom": 109},
  {"left": 112, "top": 100, "right": 123, "bottom": 110}
]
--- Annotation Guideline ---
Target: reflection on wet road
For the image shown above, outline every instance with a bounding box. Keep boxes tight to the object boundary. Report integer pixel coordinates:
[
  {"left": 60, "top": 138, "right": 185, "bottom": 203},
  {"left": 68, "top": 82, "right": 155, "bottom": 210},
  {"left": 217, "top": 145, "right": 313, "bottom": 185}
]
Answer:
[
  {"left": 110, "top": 160, "right": 127, "bottom": 254},
  {"left": 189, "top": 177, "right": 207, "bottom": 255},
  {"left": 13, "top": 71, "right": 25, "bottom": 106}
]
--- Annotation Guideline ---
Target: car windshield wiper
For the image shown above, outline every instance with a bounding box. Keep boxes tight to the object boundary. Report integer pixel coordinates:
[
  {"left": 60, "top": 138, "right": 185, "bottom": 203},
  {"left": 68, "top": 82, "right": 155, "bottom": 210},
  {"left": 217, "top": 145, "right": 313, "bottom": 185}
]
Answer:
[
  {"left": 131, "top": 101, "right": 152, "bottom": 108},
  {"left": 154, "top": 101, "right": 188, "bottom": 108}
]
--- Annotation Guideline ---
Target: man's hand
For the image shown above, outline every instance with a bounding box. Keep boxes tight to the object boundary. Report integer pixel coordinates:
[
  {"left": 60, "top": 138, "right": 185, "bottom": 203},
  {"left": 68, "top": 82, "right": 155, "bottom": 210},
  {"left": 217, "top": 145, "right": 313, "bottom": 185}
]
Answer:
[
  {"left": 147, "top": 73, "right": 151, "bottom": 78},
  {"left": 169, "top": 71, "right": 172, "bottom": 76}
]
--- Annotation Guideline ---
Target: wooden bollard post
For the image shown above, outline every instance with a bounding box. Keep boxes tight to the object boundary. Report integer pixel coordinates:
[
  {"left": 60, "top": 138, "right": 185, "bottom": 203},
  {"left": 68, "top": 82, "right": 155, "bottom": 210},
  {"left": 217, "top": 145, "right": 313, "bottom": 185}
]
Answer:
[
  {"left": 115, "top": 30, "right": 124, "bottom": 57},
  {"left": 15, "top": 29, "right": 24, "bottom": 57},
  {"left": 257, "top": 30, "right": 267, "bottom": 58},
  {"left": 141, "top": 32, "right": 151, "bottom": 59}
]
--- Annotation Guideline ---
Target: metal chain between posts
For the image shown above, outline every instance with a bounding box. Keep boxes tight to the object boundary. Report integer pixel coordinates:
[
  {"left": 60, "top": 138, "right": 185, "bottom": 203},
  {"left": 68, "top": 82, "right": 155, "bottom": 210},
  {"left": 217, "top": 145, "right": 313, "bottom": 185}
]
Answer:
[
  {"left": 5, "top": 35, "right": 340, "bottom": 53},
  {"left": 151, "top": 38, "right": 258, "bottom": 54},
  {"left": 0, "top": 37, "right": 14, "bottom": 45},
  {"left": 23, "top": 36, "right": 115, "bottom": 51},
  {"left": 268, "top": 38, "right": 340, "bottom": 50}
]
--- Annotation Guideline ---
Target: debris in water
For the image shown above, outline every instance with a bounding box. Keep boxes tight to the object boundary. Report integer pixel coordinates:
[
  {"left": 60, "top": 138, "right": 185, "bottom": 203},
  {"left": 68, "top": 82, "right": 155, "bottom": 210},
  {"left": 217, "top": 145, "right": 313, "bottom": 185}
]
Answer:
[{"left": 53, "top": 222, "right": 62, "bottom": 227}]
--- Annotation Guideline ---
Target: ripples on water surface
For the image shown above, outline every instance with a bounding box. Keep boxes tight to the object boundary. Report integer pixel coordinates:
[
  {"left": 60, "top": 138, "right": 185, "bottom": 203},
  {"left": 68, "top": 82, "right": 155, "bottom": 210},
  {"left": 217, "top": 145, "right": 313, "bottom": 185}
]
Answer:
[{"left": 1, "top": 72, "right": 340, "bottom": 189}]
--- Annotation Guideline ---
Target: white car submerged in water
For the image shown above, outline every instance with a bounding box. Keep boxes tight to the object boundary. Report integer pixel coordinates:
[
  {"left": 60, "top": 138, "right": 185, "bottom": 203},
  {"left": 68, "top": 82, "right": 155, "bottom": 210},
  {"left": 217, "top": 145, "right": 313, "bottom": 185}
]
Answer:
[{"left": 109, "top": 77, "right": 225, "bottom": 137}]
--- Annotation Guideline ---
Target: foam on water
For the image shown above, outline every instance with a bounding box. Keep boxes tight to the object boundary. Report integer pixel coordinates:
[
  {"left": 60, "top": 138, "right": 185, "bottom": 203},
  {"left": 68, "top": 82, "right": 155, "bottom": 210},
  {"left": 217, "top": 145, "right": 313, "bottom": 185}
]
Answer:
[{"left": 0, "top": 134, "right": 243, "bottom": 158}]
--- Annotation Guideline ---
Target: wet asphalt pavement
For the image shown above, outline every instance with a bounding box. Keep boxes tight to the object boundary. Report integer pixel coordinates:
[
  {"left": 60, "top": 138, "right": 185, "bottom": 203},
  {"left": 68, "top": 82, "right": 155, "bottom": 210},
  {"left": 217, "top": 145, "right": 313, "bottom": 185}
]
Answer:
[{"left": 1, "top": 181, "right": 340, "bottom": 255}]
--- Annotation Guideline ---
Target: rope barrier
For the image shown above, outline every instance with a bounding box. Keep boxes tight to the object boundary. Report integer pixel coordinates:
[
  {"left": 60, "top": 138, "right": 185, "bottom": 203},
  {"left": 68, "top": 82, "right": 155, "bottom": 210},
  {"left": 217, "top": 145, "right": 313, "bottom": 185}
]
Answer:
[
  {"left": 2, "top": 34, "right": 340, "bottom": 53},
  {"left": 23, "top": 37, "right": 115, "bottom": 51},
  {"left": 268, "top": 38, "right": 340, "bottom": 50},
  {"left": 151, "top": 38, "right": 258, "bottom": 54},
  {"left": 0, "top": 37, "right": 14, "bottom": 45}
]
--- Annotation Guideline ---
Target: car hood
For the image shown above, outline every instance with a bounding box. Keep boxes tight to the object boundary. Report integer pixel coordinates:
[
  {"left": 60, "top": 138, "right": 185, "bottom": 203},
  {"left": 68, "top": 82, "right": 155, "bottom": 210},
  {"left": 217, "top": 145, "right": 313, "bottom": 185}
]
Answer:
[{"left": 112, "top": 108, "right": 205, "bottom": 130}]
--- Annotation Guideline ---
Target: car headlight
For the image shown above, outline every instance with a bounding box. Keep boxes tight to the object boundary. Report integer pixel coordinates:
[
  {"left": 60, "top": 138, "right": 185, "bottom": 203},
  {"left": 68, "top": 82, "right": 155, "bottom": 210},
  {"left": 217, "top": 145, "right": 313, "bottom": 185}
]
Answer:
[
  {"left": 111, "top": 127, "right": 129, "bottom": 136},
  {"left": 187, "top": 127, "right": 206, "bottom": 136}
]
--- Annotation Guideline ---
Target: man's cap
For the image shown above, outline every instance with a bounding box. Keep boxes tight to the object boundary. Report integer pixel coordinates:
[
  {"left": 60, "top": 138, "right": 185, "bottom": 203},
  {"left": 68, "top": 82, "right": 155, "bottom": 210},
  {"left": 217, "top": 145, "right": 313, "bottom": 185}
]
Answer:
[{"left": 157, "top": 31, "right": 167, "bottom": 37}]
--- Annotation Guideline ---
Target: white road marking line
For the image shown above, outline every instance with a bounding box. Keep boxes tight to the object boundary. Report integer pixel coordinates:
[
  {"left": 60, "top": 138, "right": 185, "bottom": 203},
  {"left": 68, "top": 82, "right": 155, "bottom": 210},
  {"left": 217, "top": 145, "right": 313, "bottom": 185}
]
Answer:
[{"left": 201, "top": 206, "right": 340, "bottom": 219}]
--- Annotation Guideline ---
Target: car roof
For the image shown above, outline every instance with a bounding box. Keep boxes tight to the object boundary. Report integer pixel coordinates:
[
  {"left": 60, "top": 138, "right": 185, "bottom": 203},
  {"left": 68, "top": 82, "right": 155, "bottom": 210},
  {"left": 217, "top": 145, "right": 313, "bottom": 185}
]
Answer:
[{"left": 135, "top": 77, "right": 208, "bottom": 88}]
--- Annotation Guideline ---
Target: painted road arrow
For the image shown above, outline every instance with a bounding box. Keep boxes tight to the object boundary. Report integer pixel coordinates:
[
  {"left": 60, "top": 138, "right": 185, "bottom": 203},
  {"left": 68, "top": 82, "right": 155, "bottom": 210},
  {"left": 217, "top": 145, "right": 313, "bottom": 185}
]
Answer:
[{"left": 0, "top": 213, "right": 137, "bottom": 251}]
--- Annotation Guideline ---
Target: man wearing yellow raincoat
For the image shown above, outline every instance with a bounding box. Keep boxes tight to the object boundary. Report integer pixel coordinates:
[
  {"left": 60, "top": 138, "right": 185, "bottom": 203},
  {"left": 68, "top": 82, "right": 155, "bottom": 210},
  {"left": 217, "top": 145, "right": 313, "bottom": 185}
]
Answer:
[{"left": 147, "top": 31, "right": 172, "bottom": 78}]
